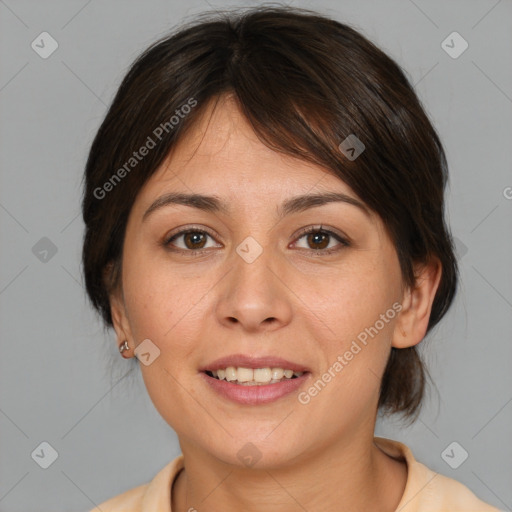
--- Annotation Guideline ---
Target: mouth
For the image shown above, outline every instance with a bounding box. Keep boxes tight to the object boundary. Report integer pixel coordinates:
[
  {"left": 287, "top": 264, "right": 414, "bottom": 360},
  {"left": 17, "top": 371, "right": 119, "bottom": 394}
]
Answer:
[
  {"left": 198, "top": 354, "right": 311, "bottom": 404},
  {"left": 203, "top": 367, "right": 307, "bottom": 386}
]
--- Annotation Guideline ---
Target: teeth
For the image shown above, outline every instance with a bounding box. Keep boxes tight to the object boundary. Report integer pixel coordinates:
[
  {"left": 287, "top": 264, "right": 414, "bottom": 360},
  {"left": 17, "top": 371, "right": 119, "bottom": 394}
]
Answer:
[
  {"left": 225, "top": 367, "right": 237, "bottom": 382},
  {"left": 237, "top": 367, "right": 253, "bottom": 382},
  {"left": 254, "top": 368, "right": 272, "bottom": 383},
  {"left": 207, "top": 366, "right": 304, "bottom": 384},
  {"left": 271, "top": 368, "right": 284, "bottom": 380}
]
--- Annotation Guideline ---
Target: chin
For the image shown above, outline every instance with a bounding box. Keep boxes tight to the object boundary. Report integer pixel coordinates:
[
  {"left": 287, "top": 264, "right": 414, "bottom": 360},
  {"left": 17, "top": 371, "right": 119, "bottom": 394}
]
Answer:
[{"left": 203, "top": 431, "right": 307, "bottom": 470}]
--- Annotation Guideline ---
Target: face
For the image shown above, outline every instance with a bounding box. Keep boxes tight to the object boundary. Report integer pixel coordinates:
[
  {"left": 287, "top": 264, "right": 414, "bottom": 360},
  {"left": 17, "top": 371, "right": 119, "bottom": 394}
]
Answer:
[{"left": 111, "top": 95, "right": 422, "bottom": 468}]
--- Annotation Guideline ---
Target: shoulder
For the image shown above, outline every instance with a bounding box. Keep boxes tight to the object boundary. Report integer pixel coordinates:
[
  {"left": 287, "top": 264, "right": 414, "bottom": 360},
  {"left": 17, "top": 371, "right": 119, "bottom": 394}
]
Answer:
[
  {"left": 374, "top": 437, "right": 502, "bottom": 512},
  {"left": 89, "top": 454, "right": 184, "bottom": 512},
  {"left": 428, "top": 470, "right": 503, "bottom": 511},
  {"left": 89, "top": 483, "right": 147, "bottom": 511}
]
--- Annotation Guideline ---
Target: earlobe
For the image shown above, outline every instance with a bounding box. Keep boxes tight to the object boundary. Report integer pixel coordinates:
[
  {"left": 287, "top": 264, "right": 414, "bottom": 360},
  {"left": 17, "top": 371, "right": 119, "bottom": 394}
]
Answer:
[
  {"left": 392, "top": 258, "right": 442, "bottom": 349},
  {"left": 109, "top": 289, "right": 133, "bottom": 347}
]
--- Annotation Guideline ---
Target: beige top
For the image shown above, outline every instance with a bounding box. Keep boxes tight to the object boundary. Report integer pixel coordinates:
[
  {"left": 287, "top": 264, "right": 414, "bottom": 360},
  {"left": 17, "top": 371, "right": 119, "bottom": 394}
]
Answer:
[{"left": 90, "top": 436, "right": 502, "bottom": 511}]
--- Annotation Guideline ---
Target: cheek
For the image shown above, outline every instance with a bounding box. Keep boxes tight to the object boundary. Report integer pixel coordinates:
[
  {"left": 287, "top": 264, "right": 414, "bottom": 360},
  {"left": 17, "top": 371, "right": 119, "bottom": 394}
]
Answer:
[
  {"left": 297, "top": 257, "right": 401, "bottom": 342},
  {"left": 121, "top": 240, "right": 168, "bottom": 327},
  {"left": 121, "top": 245, "right": 213, "bottom": 356},
  {"left": 294, "top": 253, "right": 402, "bottom": 400},
  {"left": 120, "top": 253, "right": 208, "bottom": 426}
]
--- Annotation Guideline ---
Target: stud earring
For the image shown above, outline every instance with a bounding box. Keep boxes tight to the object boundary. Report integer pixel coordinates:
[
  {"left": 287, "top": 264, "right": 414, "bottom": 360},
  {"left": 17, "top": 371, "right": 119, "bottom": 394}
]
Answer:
[{"left": 119, "top": 340, "right": 130, "bottom": 356}]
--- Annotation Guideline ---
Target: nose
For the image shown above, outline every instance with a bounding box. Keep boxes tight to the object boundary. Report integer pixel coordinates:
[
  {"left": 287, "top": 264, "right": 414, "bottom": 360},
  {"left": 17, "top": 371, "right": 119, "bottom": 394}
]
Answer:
[{"left": 215, "top": 240, "right": 293, "bottom": 333}]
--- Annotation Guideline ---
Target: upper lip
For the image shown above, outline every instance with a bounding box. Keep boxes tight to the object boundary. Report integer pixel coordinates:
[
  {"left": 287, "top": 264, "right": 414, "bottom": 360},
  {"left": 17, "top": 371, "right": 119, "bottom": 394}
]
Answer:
[{"left": 199, "top": 354, "right": 311, "bottom": 373}]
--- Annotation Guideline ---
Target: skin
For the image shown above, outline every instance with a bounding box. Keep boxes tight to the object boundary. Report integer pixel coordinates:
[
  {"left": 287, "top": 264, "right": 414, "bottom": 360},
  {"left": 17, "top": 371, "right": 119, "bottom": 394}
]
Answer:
[{"left": 110, "top": 94, "right": 441, "bottom": 512}]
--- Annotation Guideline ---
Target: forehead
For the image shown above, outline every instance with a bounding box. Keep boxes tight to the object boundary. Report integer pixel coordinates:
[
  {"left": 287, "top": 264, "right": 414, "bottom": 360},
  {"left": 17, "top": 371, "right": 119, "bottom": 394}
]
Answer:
[{"left": 140, "top": 95, "right": 359, "bottom": 205}]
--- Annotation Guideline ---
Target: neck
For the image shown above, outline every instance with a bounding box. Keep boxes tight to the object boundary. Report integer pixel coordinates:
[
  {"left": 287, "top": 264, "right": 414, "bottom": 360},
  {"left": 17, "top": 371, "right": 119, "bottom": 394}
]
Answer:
[{"left": 171, "top": 430, "right": 407, "bottom": 512}]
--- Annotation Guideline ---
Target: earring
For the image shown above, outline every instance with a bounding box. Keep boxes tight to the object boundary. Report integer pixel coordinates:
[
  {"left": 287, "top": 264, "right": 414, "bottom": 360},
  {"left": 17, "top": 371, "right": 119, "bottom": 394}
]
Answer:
[{"left": 119, "top": 340, "right": 130, "bottom": 356}]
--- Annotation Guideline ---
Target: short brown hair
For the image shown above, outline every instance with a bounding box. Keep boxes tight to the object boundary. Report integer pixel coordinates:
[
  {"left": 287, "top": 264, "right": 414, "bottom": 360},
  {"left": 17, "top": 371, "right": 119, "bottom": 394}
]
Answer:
[{"left": 81, "top": 6, "right": 458, "bottom": 423}]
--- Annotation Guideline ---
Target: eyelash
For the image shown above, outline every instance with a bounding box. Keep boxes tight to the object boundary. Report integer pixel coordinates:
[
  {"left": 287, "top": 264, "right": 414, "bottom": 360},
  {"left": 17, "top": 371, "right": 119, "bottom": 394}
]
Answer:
[
  {"left": 162, "top": 225, "right": 350, "bottom": 257},
  {"left": 294, "top": 225, "right": 350, "bottom": 255}
]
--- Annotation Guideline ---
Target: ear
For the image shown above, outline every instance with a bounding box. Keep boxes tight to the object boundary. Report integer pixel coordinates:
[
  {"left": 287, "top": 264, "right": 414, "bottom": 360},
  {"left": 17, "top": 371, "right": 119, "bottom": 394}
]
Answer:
[
  {"left": 109, "top": 287, "right": 134, "bottom": 347},
  {"left": 392, "top": 257, "right": 442, "bottom": 349}
]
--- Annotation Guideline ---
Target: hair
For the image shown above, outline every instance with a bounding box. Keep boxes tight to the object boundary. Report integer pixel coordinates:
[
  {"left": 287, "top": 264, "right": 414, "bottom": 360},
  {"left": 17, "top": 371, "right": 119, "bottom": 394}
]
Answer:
[{"left": 81, "top": 5, "right": 458, "bottom": 424}]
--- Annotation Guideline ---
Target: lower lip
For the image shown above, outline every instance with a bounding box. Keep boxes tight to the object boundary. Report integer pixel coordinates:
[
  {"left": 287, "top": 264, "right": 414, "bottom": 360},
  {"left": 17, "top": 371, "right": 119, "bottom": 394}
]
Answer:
[{"left": 200, "top": 372, "right": 310, "bottom": 405}]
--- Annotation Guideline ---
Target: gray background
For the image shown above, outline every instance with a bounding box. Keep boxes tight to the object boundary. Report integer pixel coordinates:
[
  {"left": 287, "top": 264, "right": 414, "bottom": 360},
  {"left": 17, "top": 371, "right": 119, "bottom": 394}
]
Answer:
[{"left": 0, "top": 0, "right": 511, "bottom": 510}]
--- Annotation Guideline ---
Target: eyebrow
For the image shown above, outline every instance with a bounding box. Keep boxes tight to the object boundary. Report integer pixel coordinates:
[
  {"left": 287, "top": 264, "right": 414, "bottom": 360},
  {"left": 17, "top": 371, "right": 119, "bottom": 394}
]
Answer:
[{"left": 142, "top": 191, "right": 370, "bottom": 222}]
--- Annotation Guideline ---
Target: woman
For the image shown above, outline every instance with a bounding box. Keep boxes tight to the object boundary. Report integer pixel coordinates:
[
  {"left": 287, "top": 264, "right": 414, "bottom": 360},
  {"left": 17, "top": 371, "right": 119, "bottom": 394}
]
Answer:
[{"left": 82, "top": 6, "right": 500, "bottom": 511}]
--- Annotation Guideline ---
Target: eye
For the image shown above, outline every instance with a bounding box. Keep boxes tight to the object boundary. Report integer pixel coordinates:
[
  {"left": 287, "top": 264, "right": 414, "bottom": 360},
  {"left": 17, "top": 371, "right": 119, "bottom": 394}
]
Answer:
[
  {"left": 292, "top": 225, "right": 350, "bottom": 254},
  {"left": 162, "top": 225, "right": 350, "bottom": 256},
  {"left": 163, "top": 227, "right": 221, "bottom": 253}
]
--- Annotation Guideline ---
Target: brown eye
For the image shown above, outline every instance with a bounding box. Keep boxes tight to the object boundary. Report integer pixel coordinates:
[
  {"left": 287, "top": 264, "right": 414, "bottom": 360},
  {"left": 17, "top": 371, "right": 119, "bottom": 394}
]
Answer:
[
  {"left": 305, "top": 231, "right": 330, "bottom": 250},
  {"left": 293, "top": 226, "right": 350, "bottom": 254},
  {"left": 182, "top": 231, "right": 207, "bottom": 249},
  {"left": 164, "top": 229, "right": 220, "bottom": 252}
]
